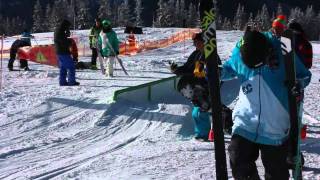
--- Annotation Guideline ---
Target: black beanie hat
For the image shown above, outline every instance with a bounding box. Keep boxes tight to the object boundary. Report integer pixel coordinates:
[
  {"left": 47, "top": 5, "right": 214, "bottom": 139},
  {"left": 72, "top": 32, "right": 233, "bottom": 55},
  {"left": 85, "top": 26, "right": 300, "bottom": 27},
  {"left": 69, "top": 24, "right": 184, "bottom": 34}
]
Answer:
[
  {"left": 240, "top": 30, "right": 270, "bottom": 69},
  {"left": 192, "top": 32, "right": 203, "bottom": 42},
  {"left": 288, "top": 21, "right": 304, "bottom": 34}
]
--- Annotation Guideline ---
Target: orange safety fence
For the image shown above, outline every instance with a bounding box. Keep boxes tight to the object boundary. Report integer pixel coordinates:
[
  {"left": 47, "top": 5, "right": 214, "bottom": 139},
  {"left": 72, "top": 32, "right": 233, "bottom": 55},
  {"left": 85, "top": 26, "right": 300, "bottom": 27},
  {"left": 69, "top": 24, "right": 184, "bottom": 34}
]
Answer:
[{"left": 1, "top": 28, "right": 200, "bottom": 67}]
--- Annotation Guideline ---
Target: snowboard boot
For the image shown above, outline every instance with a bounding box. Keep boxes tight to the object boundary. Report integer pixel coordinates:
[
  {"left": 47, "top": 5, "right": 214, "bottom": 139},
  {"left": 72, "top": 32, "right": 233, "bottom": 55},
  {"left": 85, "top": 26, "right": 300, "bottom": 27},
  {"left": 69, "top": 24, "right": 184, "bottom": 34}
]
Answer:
[
  {"left": 8, "top": 59, "right": 14, "bottom": 71},
  {"left": 68, "top": 81, "right": 80, "bottom": 86},
  {"left": 91, "top": 65, "right": 98, "bottom": 70}
]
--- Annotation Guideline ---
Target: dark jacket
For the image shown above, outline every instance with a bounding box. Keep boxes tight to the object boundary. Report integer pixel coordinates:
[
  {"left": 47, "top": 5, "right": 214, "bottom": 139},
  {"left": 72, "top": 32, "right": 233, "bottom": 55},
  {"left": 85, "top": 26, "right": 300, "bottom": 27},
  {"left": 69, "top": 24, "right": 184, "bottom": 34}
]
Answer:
[
  {"left": 54, "top": 20, "right": 71, "bottom": 55},
  {"left": 10, "top": 39, "right": 31, "bottom": 54},
  {"left": 173, "top": 50, "right": 202, "bottom": 76},
  {"left": 294, "top": 34, "right": 313, "bottom": 69},
  {"left": 173, "top": 49, "right": 221, "bottom": 77}
]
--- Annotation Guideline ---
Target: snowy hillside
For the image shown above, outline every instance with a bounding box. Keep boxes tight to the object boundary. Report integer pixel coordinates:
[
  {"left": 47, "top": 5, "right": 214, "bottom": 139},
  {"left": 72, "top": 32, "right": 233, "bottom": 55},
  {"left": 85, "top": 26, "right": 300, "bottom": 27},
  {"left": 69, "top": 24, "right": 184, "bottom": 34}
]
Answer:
[{"left": 0, "top": 29, "right": 319, "bottom": 180}]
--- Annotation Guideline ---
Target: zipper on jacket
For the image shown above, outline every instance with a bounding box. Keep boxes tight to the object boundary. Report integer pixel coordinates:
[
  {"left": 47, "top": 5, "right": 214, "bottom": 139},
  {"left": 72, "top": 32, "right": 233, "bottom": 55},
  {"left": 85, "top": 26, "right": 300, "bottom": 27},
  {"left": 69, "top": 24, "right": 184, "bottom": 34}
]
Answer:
[{"left": 254, "top": 68, "right": 262, "bottom": 141}]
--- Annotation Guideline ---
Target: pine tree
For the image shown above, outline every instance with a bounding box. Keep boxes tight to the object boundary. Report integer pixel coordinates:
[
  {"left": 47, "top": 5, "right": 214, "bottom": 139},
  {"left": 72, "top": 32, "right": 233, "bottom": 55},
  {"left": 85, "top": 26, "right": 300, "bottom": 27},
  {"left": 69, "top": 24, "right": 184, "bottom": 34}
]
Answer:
[
  {"left": 260, "top": 4, "right": 270, "bottom": 31},
  {"left": 289, "top": 7, "right": 304, "bottom": 22},
  {"left": 154, "top": 0, "right": 165, "bottom": 27},
  {"left": 70, "top": 0, "right": 77, "bottom": 30},
  {"left": 186, "top": 3, "right": 198, "bottom": 27},
  {"left": 43, "top": 4, "right": 52, "bottom": 32},
  {"left": 233, "top": 3, "right": 246, "bottom": 30},
  {"left": 134, "top": 0, "right": 144, "bottom": 26},
  {"left": 167, "top": 0, "right": 176, "bottom": 27},
  {"left": 303, "top": 6, "right": 317, "bottom": 40},
  {"left": 5, "top": 17, "right": 12, "bottom": 35},
  {"left": 49, "top": 0, "right": 70, "bottom": 31},
  {"left": 76, "top": 1, "right": 92, "bottom": 29},
  {"left": 276, "top": 4, "right": 284, "bottom": 16},
  {"left": 248, "top": 13, "right": 254, "bottom": 26},
  {"left": 98, "top": 0, "right": 112, "bottom": 21},
  {"left": 154, "top": 0, "right": 175, "bottom": 27},
  {"left": 317, "top": 13, "right": 320, "bottom": 40},
  {"left": 222, "top": 18, "right": 232, "bottom": 30},
  {"left": 0, "top": 16, "right": 3, "bottom": 35},
  {"left": 32, "top": 0, "right": 44, "bottom": 33},
  {"left": 180, "top": 0, "right": 187, "bottom": 27},
  {"left": 118, "top": 0, "right": 131, "bottom": 27},
  {"left": 173, "top": 0, "right": 188, "bottom": 27}
]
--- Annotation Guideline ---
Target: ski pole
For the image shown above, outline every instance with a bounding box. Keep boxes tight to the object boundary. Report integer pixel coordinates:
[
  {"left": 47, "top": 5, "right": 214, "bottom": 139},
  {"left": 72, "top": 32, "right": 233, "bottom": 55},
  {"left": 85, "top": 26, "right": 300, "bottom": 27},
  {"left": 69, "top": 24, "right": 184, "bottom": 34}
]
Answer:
[{"left": 105, "top": 39, "right": 129, "bottom": 75}]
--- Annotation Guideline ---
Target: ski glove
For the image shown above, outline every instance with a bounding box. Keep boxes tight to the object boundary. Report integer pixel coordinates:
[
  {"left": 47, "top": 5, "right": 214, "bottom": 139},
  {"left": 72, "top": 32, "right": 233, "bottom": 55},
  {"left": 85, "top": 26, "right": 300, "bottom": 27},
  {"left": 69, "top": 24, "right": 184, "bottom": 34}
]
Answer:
[{"left": 170, "top": 62, "right": 178, "bottom": 73}]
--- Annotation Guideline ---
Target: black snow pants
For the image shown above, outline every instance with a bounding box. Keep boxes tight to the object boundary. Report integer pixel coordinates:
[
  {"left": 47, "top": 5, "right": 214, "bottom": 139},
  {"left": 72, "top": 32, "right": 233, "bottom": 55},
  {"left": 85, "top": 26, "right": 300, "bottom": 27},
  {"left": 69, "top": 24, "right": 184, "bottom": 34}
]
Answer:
[
  {"left": 228, "top": 134, "right": 289, "bottom": 180},
  {"left": 8, "top": 50, "right": 28, "bottom": 70},
  {"left": 91, "top": 47, "right": 98, "bottom": 66}
]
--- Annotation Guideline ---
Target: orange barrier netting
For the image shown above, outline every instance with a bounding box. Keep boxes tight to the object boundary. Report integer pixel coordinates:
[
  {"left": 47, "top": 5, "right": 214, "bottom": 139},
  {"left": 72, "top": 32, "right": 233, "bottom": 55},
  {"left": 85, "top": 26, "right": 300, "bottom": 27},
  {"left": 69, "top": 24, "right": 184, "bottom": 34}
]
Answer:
[{"left": 2, "top": 28, "right": 200, "bottom": 67}]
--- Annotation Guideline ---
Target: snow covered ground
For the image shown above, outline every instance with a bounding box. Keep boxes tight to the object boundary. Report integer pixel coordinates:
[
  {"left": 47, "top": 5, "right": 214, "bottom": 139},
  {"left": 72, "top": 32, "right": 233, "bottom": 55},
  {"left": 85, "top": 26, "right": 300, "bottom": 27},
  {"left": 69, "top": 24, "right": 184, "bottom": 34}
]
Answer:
[{"left": 0, "top": 29, "right": 319, "bottom": 179}]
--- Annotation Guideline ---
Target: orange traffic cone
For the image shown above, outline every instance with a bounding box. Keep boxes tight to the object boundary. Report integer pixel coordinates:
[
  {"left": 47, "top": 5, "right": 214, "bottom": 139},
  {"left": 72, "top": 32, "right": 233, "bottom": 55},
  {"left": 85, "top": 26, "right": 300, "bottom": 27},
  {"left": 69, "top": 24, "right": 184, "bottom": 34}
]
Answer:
[{"left": 208, "top": 129, "right": 214, "bottom": 142}]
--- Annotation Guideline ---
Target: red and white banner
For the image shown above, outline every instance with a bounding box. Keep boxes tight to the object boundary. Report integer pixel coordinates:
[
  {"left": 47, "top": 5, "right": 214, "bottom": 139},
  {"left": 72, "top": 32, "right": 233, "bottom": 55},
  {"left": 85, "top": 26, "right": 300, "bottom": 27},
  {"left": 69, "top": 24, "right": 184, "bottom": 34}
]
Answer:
[{"left": 18, "top": 45, "right": 58, "bottom": 66}]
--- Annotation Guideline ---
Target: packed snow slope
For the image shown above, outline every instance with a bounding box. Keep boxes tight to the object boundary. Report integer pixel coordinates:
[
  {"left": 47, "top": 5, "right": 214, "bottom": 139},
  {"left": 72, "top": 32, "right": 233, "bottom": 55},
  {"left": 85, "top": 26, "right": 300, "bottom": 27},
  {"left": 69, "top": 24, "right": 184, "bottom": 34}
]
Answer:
[{"left": 0, "top": 29, "right": 319, "bottom": 180}]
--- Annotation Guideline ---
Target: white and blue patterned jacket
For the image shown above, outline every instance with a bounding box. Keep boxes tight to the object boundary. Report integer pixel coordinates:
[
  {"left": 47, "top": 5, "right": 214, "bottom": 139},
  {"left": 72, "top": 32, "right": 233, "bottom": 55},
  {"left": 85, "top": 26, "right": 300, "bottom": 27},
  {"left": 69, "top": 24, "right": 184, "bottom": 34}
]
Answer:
[{"left": 220, "top": 32, "right": 311, "bottom": 146}]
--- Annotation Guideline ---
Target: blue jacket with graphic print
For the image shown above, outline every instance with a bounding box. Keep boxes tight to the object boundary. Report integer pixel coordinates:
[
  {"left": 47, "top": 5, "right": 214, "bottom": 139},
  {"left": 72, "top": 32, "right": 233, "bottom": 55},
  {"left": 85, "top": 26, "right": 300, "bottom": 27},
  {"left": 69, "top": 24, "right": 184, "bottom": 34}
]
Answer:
[{"left": 220, "top": 31, "right": 311, "bottom": 146}]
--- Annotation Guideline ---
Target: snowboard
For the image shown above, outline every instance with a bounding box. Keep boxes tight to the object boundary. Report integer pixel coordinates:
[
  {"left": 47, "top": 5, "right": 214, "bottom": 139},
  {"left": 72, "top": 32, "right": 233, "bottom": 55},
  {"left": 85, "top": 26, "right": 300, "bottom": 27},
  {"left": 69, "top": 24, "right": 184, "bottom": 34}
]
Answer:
[
  {"left": 281, "top": 29, "right": 303, "bottom": 180},
  {"left": 199, "top": 0, "right": 228, "bottom": 179},
  {"left": 177, "top": 75, "right": 237, "bottom": 134}
]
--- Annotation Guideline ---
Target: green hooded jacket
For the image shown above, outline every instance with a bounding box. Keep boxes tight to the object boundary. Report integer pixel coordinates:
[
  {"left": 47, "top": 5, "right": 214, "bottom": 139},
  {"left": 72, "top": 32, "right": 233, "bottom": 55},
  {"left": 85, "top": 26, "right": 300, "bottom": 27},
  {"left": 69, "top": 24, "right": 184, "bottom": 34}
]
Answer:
[{"left": 98, "top": 30, "right": 120, "bottom": 57}]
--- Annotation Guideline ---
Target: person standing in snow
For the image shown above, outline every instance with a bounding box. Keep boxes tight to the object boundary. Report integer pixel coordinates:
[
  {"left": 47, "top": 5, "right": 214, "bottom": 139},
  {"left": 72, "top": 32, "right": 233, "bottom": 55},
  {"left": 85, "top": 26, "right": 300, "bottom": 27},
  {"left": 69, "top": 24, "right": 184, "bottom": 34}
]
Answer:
[
  {"left": 89, "top": 18, "right": 102, "bottom": 70},
  {"left": 170, "top": 33, "right": 211, "bottom": 140},
  {"left": 98, "top": 19, "right": 119, "bottom": 77},
  {"left": 288, "top": 21, "right": 313, "bottom": 69},
  {"left": 285, "top": 20, "right": 313, "bottom": 171},
  {"left": 271, "top": 15, "right": 287, "bottom": 38},
  {"left": 54, "top": 19, "right": 79, "bottom": 86},
  {"left": 8, "top": 29, "right": 33, "bottom": 71},
  {"left": 219, "top": 28, "right": 311, "bottom": 179},
  {"left": 66, "top": 30, "right": 79, "bottom": 64}
]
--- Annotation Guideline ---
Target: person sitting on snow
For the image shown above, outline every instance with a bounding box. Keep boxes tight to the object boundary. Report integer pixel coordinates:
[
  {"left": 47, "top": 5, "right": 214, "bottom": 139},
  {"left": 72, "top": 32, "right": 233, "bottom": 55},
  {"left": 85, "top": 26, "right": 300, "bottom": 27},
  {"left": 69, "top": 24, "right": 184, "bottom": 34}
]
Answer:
[
  {"left": 98, "top": 19, "right": 120, "bottom": 77},
  {"left": 8, "top": 29, "right": 34, "bottom": 71},
  {"left": 54, "top": 19, "right": 79, "bottom": 86},
  {"left": 219, "top": 27, "right": 311, "bottom": 179}
]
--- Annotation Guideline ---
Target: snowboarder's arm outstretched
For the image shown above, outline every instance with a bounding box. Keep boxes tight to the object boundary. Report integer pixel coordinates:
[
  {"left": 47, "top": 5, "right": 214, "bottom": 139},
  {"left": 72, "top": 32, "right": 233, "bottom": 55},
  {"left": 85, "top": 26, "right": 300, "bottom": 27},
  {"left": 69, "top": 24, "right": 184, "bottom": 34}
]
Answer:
[{"left": 220, "top": 46, "right": 241, "bottom": 81}]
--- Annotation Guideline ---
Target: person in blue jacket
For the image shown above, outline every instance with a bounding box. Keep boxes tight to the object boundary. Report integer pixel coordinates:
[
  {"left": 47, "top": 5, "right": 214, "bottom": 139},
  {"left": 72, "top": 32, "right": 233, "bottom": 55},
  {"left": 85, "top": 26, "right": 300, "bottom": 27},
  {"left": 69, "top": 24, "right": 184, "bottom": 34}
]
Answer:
[
  {"left": 54, "top": 19, "right": 79, "bottom": 86},
  {"left": 219, "top": 28, "right": 311, "bottom": 179}
]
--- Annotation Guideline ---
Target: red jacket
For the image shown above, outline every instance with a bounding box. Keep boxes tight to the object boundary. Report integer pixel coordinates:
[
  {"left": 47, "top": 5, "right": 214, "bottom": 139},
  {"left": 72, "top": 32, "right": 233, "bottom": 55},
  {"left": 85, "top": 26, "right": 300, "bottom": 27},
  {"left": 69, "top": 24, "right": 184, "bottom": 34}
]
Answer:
[{"left": 69, "top": 38, "right": 78, "bottom": 61}]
